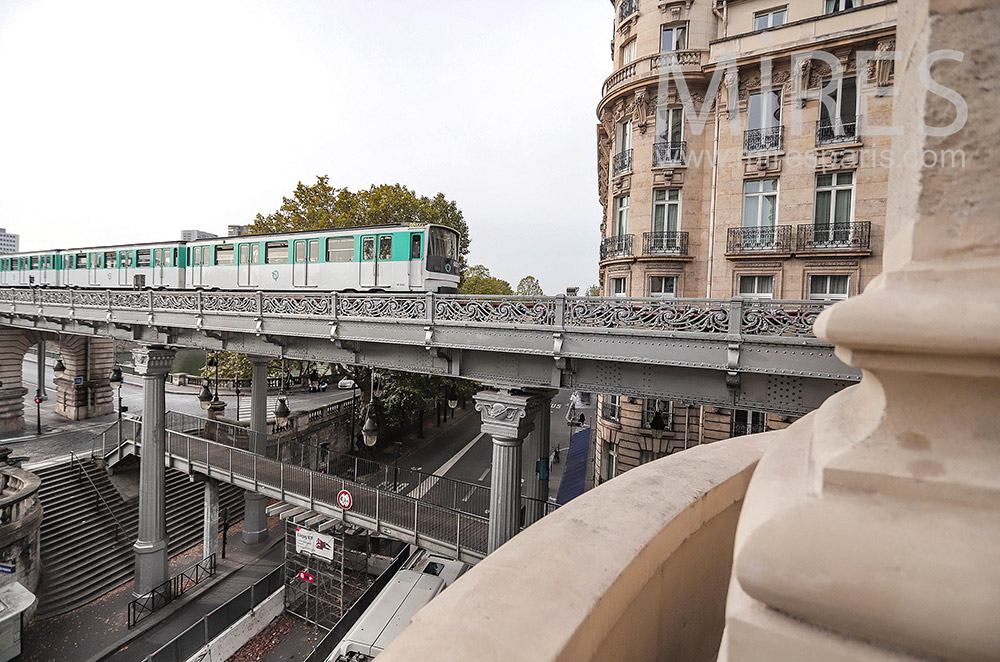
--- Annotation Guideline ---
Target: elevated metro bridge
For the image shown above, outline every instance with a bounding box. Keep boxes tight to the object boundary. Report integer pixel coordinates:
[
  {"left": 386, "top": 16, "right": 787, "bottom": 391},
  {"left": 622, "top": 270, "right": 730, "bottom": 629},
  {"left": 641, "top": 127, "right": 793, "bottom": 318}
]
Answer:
[{"left": 0, "top": 287, "right": 857, "bottom": 416}]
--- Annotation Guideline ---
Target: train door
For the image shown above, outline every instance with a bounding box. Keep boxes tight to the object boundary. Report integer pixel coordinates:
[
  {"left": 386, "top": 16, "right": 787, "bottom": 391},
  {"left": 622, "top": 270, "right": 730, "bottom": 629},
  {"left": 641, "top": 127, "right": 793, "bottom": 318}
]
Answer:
[
  {"left": 88, "top": 253, "right": 99, "bottom": 285},
  {"left": 19, "top": 258, "right": 30, "bottom": 285},
  {"left": 292, "top": 239, "right": 319, "bottom": 287},
  {"left": 408, "top": 233, "right": 423, "bottom": 289},
  {"left": 118, "top": 250, "right": 132, "bottom": 286},
  {"left": 237, "top": 243, "right": 260, "bottom": 287},
  {"left": 190, "top": 246, "right": 204, "bottom": 287},
  {"left": 359, "top": 235, "right": 376, "bottom": 288}
]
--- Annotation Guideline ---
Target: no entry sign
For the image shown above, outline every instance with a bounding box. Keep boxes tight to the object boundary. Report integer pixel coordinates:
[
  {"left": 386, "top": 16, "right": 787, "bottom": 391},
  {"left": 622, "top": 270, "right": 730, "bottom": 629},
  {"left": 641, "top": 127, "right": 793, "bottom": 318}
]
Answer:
[
  {"left": 298, "top": 570, "right": 315, "bottom": 584},
  {"left": 337, "top": 489, "right": 353, "bottom": 510}
]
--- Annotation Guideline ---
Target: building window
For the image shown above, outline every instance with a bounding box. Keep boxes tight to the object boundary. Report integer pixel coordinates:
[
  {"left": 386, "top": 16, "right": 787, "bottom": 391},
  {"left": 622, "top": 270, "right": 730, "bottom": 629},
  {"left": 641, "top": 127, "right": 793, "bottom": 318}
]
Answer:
[
  {"left": 641, "top": 399, "right": 673, "bottom": 429},
  {"left": 602, "top": 394, "right": 622, "bottom": 421},
  {"left": 733, "top": 410, "right": 768, "bottom": 436},
  {"left": 649, "top": 276, "right": 677, "bottom": 297},
  {"left": 652, "top": 189, "right": 680, "bottom": 235},
  {"left": 654, "top": 108, "right": 685, "bottom": 165},
  {"left": 743, "top": 178, "right": 779, "bottom": 231},
  {"left": 746, "top": 91, "right": 783, "bottom": 152},
  {"left": 754, "top": 7, "right": 787, "bottom": 31},
  {"left": 602, "top": 439, "right": 619, "bottom": 482},
  {"left": 824, "top": 0, "right": 858, "bottom": 14},
  {"left": 619, "top": 38, "right": 637, "bottom": 67},
  {"left": 814, "top": 171, "right": 855, "bottom": 242},
  {"left": 809, "top": 275, "right": 850, "bottom": 301},
  {"left": 613, "top": 120, "right": 633, "bottom": 175},
  {"left": 738, "top": 275, "right": 775, "bottom": 299},
  {"left": 610, "top": 277, "right": 628, "bottom": 297},
  {"left": 660, "top": 23, "right": 688, "bottom": 52},
  {"left": 640, "top": 449, "right": 656, "bottom": 465},
  {"left": 818, "top": 75, "right": 858, "bottom": 144},
  {"left": 616, "top": 195, "right": 630, "bottom": 236}
]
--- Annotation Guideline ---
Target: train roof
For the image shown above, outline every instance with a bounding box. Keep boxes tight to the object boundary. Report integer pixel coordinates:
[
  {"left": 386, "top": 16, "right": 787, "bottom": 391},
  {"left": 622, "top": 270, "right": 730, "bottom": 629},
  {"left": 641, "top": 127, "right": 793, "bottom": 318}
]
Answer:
[{"left": 2, "top": 222, "right": 458, "bottom": 257}]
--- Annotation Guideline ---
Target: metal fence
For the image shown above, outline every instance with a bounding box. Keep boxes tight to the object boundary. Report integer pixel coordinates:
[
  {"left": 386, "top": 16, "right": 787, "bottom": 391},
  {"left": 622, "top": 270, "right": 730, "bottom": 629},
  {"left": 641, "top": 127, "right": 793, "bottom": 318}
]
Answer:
[
  {"left": 145, "top": 564, "right": 283, "bottom": 662},
  {"left": 128, "top": 554, "right": 217, "bottom": 629}
]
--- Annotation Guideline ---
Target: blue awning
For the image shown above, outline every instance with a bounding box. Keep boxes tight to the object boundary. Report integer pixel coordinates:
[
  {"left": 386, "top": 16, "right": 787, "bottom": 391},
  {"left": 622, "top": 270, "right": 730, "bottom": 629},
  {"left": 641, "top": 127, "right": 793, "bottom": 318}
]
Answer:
[{"left": 556, "top": 427, "right": 591, "bottom": 505}]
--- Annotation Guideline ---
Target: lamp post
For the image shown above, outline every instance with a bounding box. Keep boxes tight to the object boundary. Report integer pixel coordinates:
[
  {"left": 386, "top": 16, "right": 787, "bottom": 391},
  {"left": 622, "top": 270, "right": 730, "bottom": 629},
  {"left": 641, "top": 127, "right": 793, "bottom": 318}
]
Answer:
[
  {"left": 34, "top": 390, "right": 42, "bottom": 435},
  {"left": 234, "top": 383, "right": 241, "bottom": 421},
  {"left": 274, "top": 359, "right": 291, "bottom": 431},
  {"left": 392, "top": 440, "right": 402, "bottom": 492},
  {"left": 109, "top": 366, "right": 124, "bottom": 420},
  {"left": 351, "top": 382, "right": 358, "bottom": 452}
]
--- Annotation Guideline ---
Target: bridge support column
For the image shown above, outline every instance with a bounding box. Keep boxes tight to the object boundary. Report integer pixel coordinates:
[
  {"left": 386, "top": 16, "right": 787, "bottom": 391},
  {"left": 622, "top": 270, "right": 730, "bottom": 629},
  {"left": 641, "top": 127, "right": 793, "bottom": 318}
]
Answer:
[
  {"left": 202, "top": 477, "right": 220, "bottom": 560},
  {"left": 243, "top": 356, "right": 269, "bottom": 545},
  {"left": 131, "top": 346, "right": 175, "bottom": 598},
  {"left": 55, "top": 336, "right": 114, "bottom": 421},
  {"left": 0, "top": 327, "right": 36, "bottom": 434},
  {"left": 475, "top": 389, "right": 544, "bottom": 554},
  {"left": 524, "top": 389, "right": 557, "bottom": 526}
]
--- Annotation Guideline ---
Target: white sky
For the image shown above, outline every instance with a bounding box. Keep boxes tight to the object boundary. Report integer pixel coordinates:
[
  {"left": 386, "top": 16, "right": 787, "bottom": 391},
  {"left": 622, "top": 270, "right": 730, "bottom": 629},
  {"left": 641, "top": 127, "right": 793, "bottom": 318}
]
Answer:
[{"left": 0, "top": 0, "right": 611, "bottom": 294}]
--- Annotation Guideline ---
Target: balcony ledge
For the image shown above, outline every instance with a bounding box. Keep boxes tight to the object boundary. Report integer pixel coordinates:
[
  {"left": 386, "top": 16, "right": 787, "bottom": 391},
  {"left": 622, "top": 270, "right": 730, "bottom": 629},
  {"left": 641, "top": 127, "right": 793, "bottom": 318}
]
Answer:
[{"left": 379, "top": 436, "right": 771, "bottom": 662}]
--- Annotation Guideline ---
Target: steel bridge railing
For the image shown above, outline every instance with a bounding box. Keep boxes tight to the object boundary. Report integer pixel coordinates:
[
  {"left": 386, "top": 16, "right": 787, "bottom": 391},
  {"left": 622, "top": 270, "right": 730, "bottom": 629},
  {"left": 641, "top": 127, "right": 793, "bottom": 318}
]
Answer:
[
  {"left": 70, "top": 451, "right": 132, "bottom": 545},
  {"left": 128, "top": 554, "right": 217, "bottom": 628},
  {"left": 0, "top": 288, "right": 836, "bottom": 340}
]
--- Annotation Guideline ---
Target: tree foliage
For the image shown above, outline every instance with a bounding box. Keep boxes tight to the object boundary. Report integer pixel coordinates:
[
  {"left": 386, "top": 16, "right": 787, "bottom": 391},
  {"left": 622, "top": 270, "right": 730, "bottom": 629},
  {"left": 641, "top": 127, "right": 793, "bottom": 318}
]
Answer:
[
  {"left": 585, "top": 284, "right": 601, "bottom": 297},
  {"left": 516, "top": 276, "right": 544, "bottom": 296},
  {"left": 459, "top": 264, "right": 513, "bottom": 295},
  {"left": 247, "top": 177, "right": 470, "bottom": 269}
]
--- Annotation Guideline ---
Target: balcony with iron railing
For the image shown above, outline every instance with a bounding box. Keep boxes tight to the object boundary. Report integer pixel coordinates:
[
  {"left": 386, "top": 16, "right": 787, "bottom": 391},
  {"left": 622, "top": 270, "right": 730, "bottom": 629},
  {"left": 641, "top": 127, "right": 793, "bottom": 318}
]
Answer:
[
  {"left": 743, "top": 126, "right": 783, "bottom": 154},
  {"left": 726, "top": 226, "right": 792, "bottom": 255},
  {"left": 652, "top": 140, "right": 686, "bottom": 167},
  {"left": 601, "top": 51, "right": 706, "bottom": 98},
  {"left": 618, "top": 0, "right": 638, "bottom": 23},
  {"left": 612, "top": 149, "right": 633, "bottom": 176},
  {"left": 731, "top": 422, "right": 767, "bottom": 437},
  {"left": 642, "top": 231, "right": 689, "bottom": 257},
  {"left": 796, "top": 221, "right": 871, "bottom": 253},
  {"left": 817, "top": 116, "right": 861, "bottom": 146},
  {"left": 600, "top": 235, "right": 634, "bottom": 261}
]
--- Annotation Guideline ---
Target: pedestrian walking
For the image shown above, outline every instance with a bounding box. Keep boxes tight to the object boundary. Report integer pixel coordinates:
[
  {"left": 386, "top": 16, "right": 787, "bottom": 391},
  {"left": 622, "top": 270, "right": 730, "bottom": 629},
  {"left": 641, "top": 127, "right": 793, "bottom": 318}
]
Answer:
[{"left": 553, "top": 445, "right": 561, "bottom": 464}]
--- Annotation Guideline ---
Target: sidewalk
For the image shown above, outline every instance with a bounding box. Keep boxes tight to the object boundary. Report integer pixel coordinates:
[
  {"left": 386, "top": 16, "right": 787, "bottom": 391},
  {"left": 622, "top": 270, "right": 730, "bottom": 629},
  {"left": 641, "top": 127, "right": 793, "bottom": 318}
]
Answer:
[{"left": 20, "top": 514, "right": 287, "bottom": 662}]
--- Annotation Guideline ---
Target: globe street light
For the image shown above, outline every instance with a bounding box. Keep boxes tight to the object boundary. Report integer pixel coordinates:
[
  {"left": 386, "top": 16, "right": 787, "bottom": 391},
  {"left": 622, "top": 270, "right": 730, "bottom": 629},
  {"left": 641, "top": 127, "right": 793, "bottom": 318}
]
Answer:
[
  {"left": 447, "top": 385, "right": 459, "bottom": 410},
  {"left": 109, "top": 366, "right": 124, "bottom": 420},
  {"left": 274, "top": 396, "right": 291, "bottom": 429},
  {"left": 198, "top": 383, "right": 214, "bottom": 410},
  {"left": 361, "top": 405, "right": 379, "bottom": 447},
  {"left": 53, "top": 359, "right": 66, "bottom": 380}
]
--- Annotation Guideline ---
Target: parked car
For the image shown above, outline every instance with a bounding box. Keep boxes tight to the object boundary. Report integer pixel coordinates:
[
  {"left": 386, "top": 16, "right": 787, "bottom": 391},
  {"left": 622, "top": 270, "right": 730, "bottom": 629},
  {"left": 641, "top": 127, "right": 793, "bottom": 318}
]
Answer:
[{"left": 338, "top": 378, "right": 356, "bottom": 390}]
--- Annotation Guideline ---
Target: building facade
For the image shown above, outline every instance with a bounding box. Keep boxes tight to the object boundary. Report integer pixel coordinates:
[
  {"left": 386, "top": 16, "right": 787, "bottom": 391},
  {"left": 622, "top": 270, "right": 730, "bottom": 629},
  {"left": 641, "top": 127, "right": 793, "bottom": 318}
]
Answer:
[
  {"left": 180, "top": 229, "right": 218, "bottom": 241},
  {"left": 594, "top": 0, "right": 896, "bottom": 481},
  {"left": 0, "top": 229, "right": 19, "bottom": 254}
]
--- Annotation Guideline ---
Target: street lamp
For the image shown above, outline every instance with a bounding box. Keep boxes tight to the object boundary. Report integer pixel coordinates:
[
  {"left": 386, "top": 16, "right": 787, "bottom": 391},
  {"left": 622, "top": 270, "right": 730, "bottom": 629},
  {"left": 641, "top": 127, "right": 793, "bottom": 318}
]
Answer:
[
  {"left": 274, "top": 396, "right": 291, "bottom": 429},
  {"left": 361, "top": 404, "right": 379, "bottom": 447},
  {"left": 53, "top": 359, "right": 66, "bottom": 380},
  {"left": 109, "top": 366, "right": 124, "bottom": 420},
  {"left": 198, "top": 383, "right": 213, "bottom": 410},
  {"left": 446, "top": 385, "right": 458, "bottom": 410},
  {"left": 234, "top": 383, "right": 241, "bottom": 421},
  {"left": 34, "top": 391, "right": 42, "bottom": 435},
  {"left": 649, "top": 409, "right": 666, "bottom": 441}
]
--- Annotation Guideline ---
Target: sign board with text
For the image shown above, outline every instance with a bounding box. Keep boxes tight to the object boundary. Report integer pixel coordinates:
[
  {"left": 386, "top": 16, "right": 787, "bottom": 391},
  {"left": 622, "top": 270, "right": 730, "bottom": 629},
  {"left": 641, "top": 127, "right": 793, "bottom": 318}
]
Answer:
[{"left": 295, "top": 526, "right": 335, "bottom": 562}]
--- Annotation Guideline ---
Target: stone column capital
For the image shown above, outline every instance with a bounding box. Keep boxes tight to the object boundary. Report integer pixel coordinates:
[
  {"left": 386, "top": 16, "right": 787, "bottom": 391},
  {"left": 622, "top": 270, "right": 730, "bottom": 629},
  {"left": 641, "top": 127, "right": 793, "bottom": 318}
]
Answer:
[
  {"left": 248, "top": 355, "right": 271, "bottom": 366},
  {"left": 131, "top": 346, "right": 175, "bottom": 376},
  {"left": 474, "top": 390, "right": 544, "bottom": 441}
]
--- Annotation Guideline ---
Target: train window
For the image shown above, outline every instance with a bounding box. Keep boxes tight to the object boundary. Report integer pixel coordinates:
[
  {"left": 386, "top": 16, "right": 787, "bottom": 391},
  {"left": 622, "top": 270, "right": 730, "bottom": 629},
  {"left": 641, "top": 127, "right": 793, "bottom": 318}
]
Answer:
[
  {"left": 308, "top": 239, "right": 319, "bottom": 263},
  {"left": 191, "top": 248, "right": 200, "bottom": 266},
  {"left": 75, "top": 254, "right": 86, "bottom": 269},
  {"left": 137, "top": 250, "right": 151, "bottom": 268},
  {"left": 379, "top": 236, "right": 393, "bottom": 260},
  {"left": 294, "top": 241, "right": 305, "bottom": 263},
  {"left": 326, "top": 237, "right": 353, "bottom": 262},
  {"left": 251, "top": 244, "right": 260, "bottom": 265},
  {"left": 265, "top": 241, "right": 288, "bottom": 264},
  {"left": 239, "top": 244, "right": 250, "bottom": 265},
  {"left": 215, "top": 245, "right": 234, "bottom": 266},
  {"left": 154, "top": 249, "right": 162, "bottom": 266},
  {"left": 429, "top": 227, "right": 458, "bottom": 259},
  {"left": 362, "top": 237, "right": 375, "bottom": 261},
  {"left": 30, "top": 256, "right": 39, "bottom": 270},
  {"left": 411, "top": 235, "right": 422, "bottom": 259},
  {"left": 122, "top": 252, "right": 134, "bottom": 267},
  {"left": 104, "top": 252, "right": 117, "bottom": 268}
]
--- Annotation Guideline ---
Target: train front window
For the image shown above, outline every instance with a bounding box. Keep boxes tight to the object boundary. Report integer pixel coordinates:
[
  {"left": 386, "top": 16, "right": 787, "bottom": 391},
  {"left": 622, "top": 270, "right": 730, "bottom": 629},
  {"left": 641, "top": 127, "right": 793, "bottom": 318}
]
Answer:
[{"left": 429, "top": 227, "right": 458, "bottom": 259}]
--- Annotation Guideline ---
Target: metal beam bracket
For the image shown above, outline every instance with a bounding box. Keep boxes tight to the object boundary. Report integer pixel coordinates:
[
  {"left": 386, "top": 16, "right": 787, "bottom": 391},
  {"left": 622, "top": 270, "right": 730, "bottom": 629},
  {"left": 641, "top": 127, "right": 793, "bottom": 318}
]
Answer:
[
  {"left": 726, "top": 342, "right": 741, "bottom": 391},
  {"left": 553, "top": 332, "right": 564, "bottom": 360}
]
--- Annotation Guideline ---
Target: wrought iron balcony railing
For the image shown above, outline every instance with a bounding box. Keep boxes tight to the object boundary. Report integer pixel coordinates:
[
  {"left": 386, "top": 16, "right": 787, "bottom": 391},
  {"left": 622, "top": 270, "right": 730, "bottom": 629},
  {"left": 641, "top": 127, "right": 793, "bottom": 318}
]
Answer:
[
  {"left": 652, "top": 141, "right": 686, "bottom": 166},
  {"left": 601, "top": 402, "right": 621, "bottom": 422},
  {"left": 744, "top": 126, "right": 783, "bottom": 154},
  {"left": 612, "top": 149, "right": 633, "bottom": 176},
  {"left": 732, "top": 422, "right": 767, "bottom": 437},
  {"left": 796, "top": 221, "right": 871, "bottom": 251},
  {"left": 618, "top": 0, "right": 638, "bottom": 22},
  {"left": 817, "top": 117, "right": 861, "bottom": 146},
  {"left": 601, "top": 234, "right": 634, "bottom": 260},
  {"left": 727, "top": 226, "right": 793, "bottom": 254},
  {"left": 642, "top": 231, "right": 689, "bottom": 256}
]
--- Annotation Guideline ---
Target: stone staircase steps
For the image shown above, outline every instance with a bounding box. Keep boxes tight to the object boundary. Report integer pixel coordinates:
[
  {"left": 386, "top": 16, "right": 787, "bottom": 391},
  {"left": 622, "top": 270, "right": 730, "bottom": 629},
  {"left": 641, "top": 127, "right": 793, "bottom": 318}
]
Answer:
[{"left": 33, "top": 458, "right": 245, "bottom": 620}]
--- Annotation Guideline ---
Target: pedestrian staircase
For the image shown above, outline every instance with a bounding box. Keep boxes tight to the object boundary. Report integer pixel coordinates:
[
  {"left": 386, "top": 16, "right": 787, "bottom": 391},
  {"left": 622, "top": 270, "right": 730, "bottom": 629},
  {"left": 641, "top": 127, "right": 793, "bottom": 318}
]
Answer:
[{"left": 32, "top": 457, "right": 246, "bottom": 619}]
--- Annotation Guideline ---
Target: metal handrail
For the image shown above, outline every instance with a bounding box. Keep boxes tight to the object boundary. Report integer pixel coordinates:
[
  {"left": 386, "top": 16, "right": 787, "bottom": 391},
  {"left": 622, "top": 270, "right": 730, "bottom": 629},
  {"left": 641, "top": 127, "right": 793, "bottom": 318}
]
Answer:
[{"left": 70, "top": 451, "right": 132, "bottom": 544}]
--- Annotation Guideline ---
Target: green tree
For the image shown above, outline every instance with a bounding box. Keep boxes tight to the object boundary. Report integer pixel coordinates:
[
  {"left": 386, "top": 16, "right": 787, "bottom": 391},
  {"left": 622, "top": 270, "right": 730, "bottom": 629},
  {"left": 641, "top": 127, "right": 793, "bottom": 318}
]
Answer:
[
  {"left": 585, "top": 284, "right": 601, "bottom": 297},
  {"left": 516, "top": 276, "right": 544, "bottom": 296},
  {"left": 459, "top": 264, "right": 513, "bottom": 295},
  {"left": 248, "top": 177, "right": 470, "bottom": 269}
]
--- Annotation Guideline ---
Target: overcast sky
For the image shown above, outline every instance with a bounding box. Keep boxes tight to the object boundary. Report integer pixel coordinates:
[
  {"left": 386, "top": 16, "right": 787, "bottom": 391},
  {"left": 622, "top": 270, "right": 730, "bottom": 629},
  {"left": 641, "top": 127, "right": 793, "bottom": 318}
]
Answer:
[{"left": 0, "top": 1, "right": 610, "bottom": 293}]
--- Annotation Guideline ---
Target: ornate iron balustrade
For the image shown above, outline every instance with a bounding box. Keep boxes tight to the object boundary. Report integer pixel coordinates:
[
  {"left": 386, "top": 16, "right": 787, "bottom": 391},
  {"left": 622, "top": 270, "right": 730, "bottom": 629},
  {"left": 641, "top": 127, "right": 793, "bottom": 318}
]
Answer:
[
  {"left": 744, "top": 126, "right": 783, "bottom": 153},
  {"left": 0, "top": 287, "right": 840, "bottom": 338},
  {"left": 796, "top": 221, "right": 871, "bottom": 251},
  {"left": 817, "top": 116, "right": 861, "bottom": 146},
  {"left": 642, "top": 231, "right": 689, "bottom": 256},
  {"left": 727, "top": 226, "right": 792, "bottom": 254},
  {"left": 600, "top": 234, "right": 634, "bottom": 260},
  {"left": 600, "top": 402, "right": 621, "bottom": 422},
  {"left": 732, "top": 422, "right": 767, "bottom": 437},
  {"left": 740, "top": 299, "right": 828, "bottom": 338},
  {"left": 612, "top": 149, "right": 633, "bottom": 176},
  {"left": 652, "top": 140, "right": 686, "bottom": 166},
  {"left": 618, "top": 0, "right": 638, "bottom": 22}
]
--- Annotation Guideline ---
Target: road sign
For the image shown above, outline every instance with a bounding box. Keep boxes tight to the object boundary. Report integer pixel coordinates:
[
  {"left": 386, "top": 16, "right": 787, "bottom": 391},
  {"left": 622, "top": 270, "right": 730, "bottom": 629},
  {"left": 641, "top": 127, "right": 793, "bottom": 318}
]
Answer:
[
  {"left": 0, "top": 564, "right": 15, "bottom": 574},
  {"left": 297, "top": 570, "right": 315, "bottom": 584},
  {"left": 74, "top": 377, "right": 83, "bottom": 386},
  {"left": 337, "top": 490, "right": 353, "bottom": 510}
]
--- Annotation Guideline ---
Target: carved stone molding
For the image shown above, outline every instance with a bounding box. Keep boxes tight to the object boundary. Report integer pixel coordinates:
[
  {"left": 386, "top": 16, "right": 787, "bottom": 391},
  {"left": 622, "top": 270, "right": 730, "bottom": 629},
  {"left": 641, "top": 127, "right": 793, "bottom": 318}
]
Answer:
[
  {"left": 132, "top": 346, "right": 175, "bottom": 376},
  {"left": 633, "top": 88, "right": 650, "bottom": 134},
  {"left": 744, "top": 154, "right": 783, "bottom": 176},
  {"left": 474, "top": 390, "right": 542, "bottom": 441}
]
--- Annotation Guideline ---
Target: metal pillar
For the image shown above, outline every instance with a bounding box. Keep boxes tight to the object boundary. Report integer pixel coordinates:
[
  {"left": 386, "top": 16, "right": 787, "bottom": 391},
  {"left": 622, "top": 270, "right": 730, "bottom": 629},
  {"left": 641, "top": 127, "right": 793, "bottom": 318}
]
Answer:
[
  {"left": 243, "top": 356, "right": 269, "bottom": 544},
  {"left": 474, "top": 389, "right": 543, "bottom": 553},
  {"left": 202, "top": 477, "right": 220, "bottom": 560},
  {"left": 36, "top": 338, "right": 47, "bottom": 400},
  {"left": 131, "top": 346, "right": 175, "bottom": 598},
  {"left": 523, "top": 390, "right": 556, "bottom": 526}
]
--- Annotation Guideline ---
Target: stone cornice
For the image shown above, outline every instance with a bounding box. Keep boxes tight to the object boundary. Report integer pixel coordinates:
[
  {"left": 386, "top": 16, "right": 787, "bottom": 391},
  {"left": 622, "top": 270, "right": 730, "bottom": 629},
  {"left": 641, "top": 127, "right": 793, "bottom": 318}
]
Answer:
[{"left": 132, "top": 346, "right": 176, "bottom": 376}]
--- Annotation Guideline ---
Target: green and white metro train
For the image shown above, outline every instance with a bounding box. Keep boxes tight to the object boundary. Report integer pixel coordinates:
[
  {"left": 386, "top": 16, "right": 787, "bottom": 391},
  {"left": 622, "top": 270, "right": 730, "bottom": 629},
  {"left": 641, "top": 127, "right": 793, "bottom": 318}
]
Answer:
[{"left": 0, "top": 224, "right": 461, "bottom": 293}]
